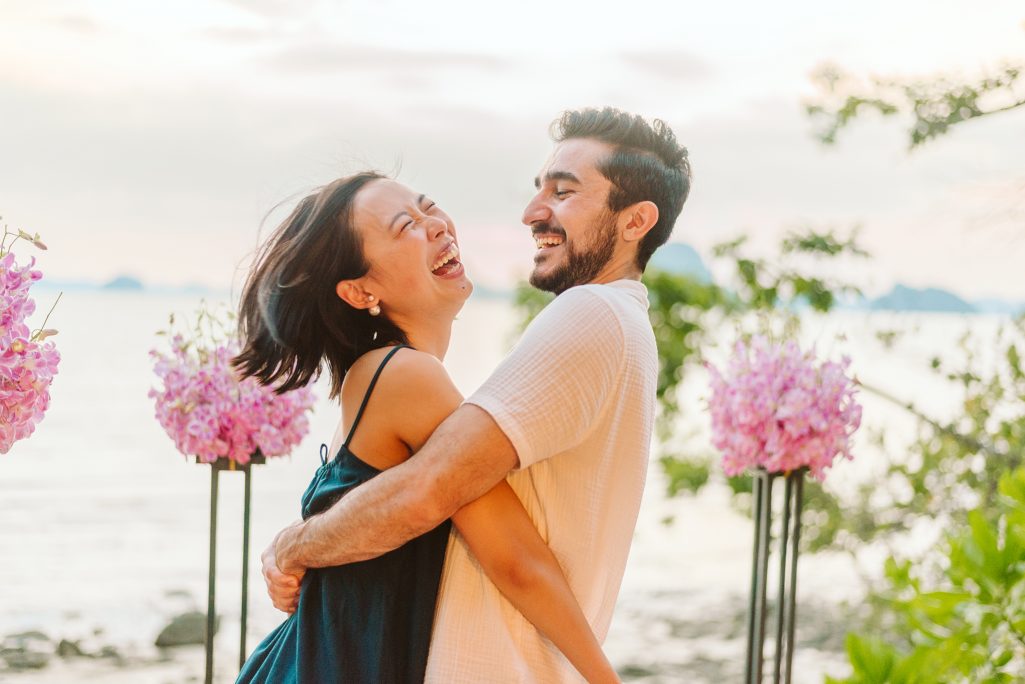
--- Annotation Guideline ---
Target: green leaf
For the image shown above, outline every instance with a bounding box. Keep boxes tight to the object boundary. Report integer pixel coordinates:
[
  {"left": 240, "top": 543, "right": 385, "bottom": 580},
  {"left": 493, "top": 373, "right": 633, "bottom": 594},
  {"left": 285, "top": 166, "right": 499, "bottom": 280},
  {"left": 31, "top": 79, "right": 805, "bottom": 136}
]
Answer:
[
  {"left": 845, "top": 634, "right": 896, "bottom": 680},
  {"left": 659, "top": 455, "right": 710, "bottom": 496}
]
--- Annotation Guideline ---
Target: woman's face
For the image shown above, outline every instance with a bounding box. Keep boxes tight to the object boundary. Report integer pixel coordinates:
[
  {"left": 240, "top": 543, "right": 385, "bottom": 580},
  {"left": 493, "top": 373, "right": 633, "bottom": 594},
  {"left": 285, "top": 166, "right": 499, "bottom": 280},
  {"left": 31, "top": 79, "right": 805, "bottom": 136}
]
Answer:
[{"left": 349, "top": 179, "right": 472, "bottom": 321}]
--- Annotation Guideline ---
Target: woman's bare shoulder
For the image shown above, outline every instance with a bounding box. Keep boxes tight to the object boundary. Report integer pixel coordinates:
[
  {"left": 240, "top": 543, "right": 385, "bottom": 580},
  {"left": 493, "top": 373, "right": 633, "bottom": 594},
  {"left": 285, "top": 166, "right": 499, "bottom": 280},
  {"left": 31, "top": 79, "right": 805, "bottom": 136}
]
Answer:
[{"left": 370, "top": 348, "right": 463, "bottom": 452}]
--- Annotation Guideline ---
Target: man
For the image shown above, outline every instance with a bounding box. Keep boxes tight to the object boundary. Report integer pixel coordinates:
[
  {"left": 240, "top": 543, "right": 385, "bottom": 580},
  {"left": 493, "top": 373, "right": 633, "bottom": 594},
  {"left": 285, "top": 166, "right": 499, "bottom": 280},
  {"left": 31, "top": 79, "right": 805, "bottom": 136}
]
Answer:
[{"left": 266, "top": 107, "right": 692, "bottom": 681}]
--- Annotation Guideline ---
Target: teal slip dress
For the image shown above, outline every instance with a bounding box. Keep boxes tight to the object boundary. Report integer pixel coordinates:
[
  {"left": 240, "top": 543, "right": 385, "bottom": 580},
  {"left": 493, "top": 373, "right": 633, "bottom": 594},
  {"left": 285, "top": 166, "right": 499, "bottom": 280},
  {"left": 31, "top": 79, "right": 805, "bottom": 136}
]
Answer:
[{"left": 236, "top": 345, "right": 452, "bottom": 684}]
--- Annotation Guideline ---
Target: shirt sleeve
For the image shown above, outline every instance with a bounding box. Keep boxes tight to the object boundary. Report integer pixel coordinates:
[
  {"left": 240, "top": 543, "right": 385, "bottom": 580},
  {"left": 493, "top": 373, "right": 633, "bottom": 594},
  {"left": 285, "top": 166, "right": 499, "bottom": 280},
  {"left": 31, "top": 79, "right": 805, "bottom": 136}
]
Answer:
[{"left": 465, "top": 286, "right": 627, "bottom": 469}]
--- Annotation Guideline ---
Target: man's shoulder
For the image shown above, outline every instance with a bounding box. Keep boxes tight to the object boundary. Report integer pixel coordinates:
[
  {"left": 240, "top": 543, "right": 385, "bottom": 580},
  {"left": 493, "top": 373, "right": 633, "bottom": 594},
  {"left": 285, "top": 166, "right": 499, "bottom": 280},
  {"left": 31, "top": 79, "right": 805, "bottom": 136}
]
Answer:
[{"left": 546, "top": 280, "right": 646, "bottom": 315}]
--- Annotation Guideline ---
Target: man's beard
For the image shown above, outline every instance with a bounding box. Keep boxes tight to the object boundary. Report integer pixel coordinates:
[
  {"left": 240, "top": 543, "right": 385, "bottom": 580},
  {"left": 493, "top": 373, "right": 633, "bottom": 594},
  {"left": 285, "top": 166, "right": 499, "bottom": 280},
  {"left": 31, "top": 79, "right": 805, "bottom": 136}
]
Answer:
[{"left": 529, "top": 211, "right": 618, "bottom": 295}]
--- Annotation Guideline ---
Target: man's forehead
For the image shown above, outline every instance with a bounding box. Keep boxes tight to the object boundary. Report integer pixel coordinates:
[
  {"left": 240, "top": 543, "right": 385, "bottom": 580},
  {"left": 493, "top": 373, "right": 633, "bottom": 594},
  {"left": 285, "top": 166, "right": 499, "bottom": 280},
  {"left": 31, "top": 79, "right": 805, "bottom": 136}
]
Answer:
[{"left": 535, "top": 138, "right": 614, "bottom": 185}]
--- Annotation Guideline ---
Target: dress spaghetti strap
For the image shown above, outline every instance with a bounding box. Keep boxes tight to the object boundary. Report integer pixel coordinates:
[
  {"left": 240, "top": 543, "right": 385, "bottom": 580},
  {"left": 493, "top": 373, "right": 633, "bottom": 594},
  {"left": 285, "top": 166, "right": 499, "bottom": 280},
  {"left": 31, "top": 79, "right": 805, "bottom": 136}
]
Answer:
[{"left": 342, "top": 344, "right": 408, "bottom": 449}]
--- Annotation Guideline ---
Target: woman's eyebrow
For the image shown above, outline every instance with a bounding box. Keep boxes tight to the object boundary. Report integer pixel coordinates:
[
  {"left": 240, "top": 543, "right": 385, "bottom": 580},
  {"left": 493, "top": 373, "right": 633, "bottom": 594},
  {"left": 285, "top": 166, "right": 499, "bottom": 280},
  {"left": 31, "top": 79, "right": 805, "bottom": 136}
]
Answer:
[{"left": 534, "top": 171, "right": 580, "bottom": 189}]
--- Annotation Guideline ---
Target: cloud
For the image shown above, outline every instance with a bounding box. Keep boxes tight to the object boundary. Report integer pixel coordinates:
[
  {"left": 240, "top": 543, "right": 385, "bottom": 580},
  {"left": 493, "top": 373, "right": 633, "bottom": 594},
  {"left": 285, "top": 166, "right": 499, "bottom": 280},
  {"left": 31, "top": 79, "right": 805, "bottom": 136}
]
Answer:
[
  {"left": 46, "top": 15, "right": 99, "bottom": 34},
  {"left": 201, "top": 25, "right": 276, "bottom": 44},
  {"left": 263, "top": 44, "right": 507, "bottom": 75},
  {"left": 216, "top": 0, "right": 309, "bottom": 18},
  {"left": 619, "top": 50, "right": 712, "bottom": 81}
]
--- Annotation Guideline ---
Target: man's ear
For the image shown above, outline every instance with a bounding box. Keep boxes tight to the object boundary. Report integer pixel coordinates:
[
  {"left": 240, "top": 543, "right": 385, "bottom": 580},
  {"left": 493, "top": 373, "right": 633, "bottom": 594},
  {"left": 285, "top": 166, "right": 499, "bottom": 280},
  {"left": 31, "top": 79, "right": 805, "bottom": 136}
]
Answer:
[
  {"left": 335, "top": 279, "right": 375, "bottom": 311},
  {"left": 619, "top": 201, "right": 659, "bottom": 243}
]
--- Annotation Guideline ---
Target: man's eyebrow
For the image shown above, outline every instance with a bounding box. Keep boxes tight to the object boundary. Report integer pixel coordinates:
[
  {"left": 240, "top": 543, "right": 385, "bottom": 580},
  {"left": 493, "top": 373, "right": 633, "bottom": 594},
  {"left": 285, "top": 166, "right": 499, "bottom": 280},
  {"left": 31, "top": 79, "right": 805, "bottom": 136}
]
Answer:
[
  {"left": 389, "top": 195, "right": 427, "bottom": 230},
  {"left": 534, "top": 171, "right": 580, "bottom": 189}
]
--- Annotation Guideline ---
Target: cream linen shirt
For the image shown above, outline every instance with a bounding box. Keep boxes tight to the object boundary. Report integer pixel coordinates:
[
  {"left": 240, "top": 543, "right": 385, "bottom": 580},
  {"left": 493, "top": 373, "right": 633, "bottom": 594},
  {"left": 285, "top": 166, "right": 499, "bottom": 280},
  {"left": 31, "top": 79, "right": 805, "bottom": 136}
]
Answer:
[{"left": 425, "top": 279, "right": 658, "bottom": 683}]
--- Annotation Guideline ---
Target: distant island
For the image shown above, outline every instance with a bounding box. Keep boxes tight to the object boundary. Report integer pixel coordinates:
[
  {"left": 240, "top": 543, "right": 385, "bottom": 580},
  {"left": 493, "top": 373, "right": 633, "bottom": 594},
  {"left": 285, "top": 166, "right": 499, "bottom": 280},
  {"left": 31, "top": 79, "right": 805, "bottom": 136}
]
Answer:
[
  {"left": 870, "top": 284, "right": 976, "bottom": 314},
  {"left": 646, "top": 242, "right": 713, "bottom": 283},
  {"left": 33, "top": 274, "right": 222, "bottom": 296},
  {"left": 101, "top": 275, "right": 144, "bottom": 291}
]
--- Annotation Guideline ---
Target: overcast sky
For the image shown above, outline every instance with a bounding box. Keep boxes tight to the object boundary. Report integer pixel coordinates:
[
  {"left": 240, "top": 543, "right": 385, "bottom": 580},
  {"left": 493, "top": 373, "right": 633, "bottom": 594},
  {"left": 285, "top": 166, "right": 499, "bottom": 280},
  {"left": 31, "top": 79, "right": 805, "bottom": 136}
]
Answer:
[{"left": 2, "top": 0, "right": 1023, "bottom": 299}]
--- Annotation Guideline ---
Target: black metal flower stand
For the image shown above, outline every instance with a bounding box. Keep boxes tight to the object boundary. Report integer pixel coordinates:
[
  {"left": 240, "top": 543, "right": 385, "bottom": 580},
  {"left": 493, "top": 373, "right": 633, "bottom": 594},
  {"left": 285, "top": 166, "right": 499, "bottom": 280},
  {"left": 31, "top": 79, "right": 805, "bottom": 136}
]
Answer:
[
  {"left": 745, "top": 467, "right": 806, "bottom": 684},
  {"left": 202, "top": 451, "right": 265, "bottom": 684}
]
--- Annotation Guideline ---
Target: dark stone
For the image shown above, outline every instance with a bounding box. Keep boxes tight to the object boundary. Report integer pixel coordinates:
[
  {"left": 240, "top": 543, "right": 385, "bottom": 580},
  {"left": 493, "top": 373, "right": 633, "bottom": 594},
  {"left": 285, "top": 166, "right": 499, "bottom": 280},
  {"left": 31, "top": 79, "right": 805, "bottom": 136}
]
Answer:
[
  {"left": 1, "top": 632, "right": 53, "bottom": 671},
  {"left": 56, "top": 638, "right": 85, "bottom": 657},
  {"left": 1, "top": 648, "right": 50, "bottom": 670},
  {"left": 155, "top": 611, "right": 219, "bottom": 648}
]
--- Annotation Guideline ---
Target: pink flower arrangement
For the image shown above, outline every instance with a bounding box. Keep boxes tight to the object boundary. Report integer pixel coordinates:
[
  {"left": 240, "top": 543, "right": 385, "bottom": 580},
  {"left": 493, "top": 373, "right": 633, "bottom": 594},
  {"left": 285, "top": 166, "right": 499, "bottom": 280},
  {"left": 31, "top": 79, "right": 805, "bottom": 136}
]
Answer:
[
  {"left": 706, "top": 335, "right": 862, "bottom": 481},
  {"left": 1, "top": 227, "right": 60, "bottom": 455},
  {"left": 148, "top": 307, "right": 315, "bottom": 464}
]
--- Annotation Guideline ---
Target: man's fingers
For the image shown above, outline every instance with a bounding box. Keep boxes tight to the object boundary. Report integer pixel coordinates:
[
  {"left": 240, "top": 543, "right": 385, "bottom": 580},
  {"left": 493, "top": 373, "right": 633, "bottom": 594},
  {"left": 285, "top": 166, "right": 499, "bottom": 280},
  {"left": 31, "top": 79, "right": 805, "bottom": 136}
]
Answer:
[
  {"left": 264, "top": 567, "right": 298, "bottom": 587},
  {"left": 269, "top": 585, "right": 299, "bottom": 602}
]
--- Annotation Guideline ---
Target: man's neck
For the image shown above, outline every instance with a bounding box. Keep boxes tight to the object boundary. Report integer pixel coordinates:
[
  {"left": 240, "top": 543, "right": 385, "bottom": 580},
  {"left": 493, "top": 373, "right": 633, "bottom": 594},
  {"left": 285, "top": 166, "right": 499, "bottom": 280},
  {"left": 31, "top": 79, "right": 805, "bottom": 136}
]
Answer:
[{"left": 587, "top": 253, "right": 642, "bottom": 287}]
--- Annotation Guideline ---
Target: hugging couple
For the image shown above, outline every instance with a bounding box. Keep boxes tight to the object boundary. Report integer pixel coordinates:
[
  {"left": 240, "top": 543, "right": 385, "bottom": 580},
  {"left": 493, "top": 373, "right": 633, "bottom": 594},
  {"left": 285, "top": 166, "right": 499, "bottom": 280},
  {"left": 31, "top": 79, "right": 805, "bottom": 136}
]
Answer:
[{"left": 230, "top": 106, "right": 692, "bottom": 683}]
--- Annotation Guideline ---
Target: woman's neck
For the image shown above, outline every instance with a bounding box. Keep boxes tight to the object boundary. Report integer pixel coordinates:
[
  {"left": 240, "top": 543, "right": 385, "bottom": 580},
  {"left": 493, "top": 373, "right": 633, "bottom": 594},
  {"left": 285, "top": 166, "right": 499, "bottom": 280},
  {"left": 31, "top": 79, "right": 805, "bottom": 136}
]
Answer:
[{"left": 391, "top": 313, "right": 454, "bottom": 361}]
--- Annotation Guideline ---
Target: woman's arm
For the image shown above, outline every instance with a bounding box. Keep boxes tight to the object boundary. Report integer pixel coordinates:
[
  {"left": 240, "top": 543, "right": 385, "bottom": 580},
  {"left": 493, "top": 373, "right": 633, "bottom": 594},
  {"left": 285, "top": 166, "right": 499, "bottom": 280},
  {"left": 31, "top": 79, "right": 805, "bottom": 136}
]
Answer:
[
  {"left": 452, "top": 484, "right": 620, "bottom": 684},
  {"left": 385, "top": 350, "right": 619, "bottom": 684}
]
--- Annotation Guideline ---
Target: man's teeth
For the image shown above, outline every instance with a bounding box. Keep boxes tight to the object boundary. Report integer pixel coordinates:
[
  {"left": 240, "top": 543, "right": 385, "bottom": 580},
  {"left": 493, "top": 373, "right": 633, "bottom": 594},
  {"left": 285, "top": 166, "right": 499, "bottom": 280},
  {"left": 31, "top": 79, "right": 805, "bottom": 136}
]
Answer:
[
  {"left": 535, "top": 236, "right": 564, "bottom": 249},
  {"left": 432, "top": 244, "right": 459, "bottom": 271}
]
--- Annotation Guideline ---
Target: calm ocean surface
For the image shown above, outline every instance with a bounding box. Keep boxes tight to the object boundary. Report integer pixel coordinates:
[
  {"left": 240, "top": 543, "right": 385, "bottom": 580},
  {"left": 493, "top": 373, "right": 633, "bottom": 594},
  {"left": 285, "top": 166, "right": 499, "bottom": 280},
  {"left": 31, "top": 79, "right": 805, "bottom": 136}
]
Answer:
[{"left": 0, "top": 290, "right": 1007, "bottom": 682}]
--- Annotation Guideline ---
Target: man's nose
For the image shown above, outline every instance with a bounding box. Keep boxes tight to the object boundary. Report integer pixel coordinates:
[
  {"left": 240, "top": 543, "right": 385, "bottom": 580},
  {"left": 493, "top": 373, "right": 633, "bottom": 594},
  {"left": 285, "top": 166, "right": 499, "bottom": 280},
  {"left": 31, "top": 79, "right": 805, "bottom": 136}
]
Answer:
[{"left": 521, "top": 193, "right": 549, "bottom": 227}]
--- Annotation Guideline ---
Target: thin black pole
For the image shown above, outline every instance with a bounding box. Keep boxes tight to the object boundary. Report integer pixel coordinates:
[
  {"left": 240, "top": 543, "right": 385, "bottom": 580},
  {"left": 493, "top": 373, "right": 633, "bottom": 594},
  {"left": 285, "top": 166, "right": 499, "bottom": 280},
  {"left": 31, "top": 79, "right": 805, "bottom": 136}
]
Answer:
[
  {"left": 206, "top": 466, "right": 219, "bottom": 684},
  {"left": 746, "top": 470, "right": 774, "bottom": 683},
  {"left": 240, "top": 464, "right": 253, "bottom": 669},
  {"left": 783, "top": 471, "right": 805, "bottom": 683},
  {"left": 773, "top": 475, "right": 794, "bottom": 682},
  {"left": 753, "top": 472, "right": 773, "bottom": 683},
  {"left": 745, "top": 472, "right": 764, "bottom": 683}
]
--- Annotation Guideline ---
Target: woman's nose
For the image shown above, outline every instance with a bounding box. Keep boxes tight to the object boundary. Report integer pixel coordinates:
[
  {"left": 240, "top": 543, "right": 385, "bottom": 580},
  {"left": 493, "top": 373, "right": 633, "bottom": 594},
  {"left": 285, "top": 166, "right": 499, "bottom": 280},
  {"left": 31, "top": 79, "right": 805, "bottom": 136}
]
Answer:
[{"left": 426, "top": 215, "right": 449, "bottom": 240}]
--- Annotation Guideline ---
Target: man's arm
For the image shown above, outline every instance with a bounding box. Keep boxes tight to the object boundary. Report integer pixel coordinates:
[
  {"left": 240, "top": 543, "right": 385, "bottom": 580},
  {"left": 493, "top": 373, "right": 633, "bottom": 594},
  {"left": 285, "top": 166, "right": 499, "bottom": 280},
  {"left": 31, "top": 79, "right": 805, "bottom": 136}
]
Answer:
[{"left": 275, "top": 403, "right": 517, "bottom": 573}]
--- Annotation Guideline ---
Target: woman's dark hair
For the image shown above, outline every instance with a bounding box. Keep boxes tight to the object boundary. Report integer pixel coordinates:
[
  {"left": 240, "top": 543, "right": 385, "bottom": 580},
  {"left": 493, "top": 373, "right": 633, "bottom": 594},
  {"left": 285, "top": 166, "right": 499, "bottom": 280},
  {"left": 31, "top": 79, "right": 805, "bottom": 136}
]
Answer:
[
  {"left": 552, "top": 107, "right": 692, "bottom": 271},
  {"left": 232, "top": 172, "right": 408, "bottom": 399}
]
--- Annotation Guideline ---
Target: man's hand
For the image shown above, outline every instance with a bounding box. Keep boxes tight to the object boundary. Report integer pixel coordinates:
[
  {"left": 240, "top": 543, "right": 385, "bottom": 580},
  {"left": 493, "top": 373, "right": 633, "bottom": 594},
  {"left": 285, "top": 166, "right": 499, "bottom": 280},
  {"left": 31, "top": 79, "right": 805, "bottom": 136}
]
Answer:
[
  {"left": 262, "top": 524, "right": 305, "bottom": 614},
  {"left": 273, "top": 519, "right": 308, "bottom": 576}
]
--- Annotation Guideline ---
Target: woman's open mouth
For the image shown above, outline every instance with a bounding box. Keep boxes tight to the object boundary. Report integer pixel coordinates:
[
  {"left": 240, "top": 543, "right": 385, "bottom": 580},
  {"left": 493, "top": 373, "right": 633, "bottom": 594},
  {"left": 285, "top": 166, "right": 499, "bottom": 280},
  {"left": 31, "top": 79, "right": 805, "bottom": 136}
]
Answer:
[{"left": 431, "top": 243, "right": 463, "bottom": 278}]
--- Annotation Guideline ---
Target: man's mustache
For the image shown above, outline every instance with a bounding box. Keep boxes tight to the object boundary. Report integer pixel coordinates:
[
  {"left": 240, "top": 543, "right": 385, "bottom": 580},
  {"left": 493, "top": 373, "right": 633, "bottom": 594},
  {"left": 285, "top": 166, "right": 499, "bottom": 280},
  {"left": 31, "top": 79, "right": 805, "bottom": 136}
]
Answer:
[{"left": 530, "top": 223, "right": 567, "bottom": 239}]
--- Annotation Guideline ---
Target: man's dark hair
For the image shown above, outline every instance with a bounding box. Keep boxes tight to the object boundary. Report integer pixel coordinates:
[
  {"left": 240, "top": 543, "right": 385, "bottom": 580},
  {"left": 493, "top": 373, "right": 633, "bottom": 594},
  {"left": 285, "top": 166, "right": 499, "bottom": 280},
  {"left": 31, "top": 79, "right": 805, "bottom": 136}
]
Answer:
[{"left": 552, "top": 107, "right": 691, "bottom": 270}]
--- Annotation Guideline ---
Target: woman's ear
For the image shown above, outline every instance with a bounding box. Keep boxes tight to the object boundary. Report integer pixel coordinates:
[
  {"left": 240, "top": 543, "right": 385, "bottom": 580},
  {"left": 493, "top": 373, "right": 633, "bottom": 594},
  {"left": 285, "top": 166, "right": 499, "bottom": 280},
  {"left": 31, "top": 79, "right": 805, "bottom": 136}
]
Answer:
[
  {"left": 620, "top": 201, "right": 660, "bottom": 243},
  {"left": 335, "top": 279, "right": 375, "bottom": 311}
]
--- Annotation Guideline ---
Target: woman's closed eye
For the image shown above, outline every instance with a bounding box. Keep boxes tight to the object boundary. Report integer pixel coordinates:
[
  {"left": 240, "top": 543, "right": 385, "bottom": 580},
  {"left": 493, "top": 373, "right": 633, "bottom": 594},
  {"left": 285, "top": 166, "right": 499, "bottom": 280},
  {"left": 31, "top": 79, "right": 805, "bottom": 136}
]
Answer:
[{"left": 402, "top": 201, "right": 438, "bottom": 230}]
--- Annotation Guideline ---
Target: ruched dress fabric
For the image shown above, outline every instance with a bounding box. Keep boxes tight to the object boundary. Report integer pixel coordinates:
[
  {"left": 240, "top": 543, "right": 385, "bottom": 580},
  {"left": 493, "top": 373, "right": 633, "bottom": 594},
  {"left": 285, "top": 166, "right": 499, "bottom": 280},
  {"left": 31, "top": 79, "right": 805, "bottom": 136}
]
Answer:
[{"left": 237, "top": 345, "right": 452, "bottom": 684}]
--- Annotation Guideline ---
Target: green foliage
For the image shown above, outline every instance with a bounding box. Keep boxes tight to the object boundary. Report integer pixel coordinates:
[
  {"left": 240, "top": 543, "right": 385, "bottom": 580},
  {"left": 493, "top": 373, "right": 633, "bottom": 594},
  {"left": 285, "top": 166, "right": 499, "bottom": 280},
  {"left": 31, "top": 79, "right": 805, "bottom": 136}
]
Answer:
[
  {"left": 659, "top": 454, "right": 711, "bottom": 496},
  {"left": 824, "top": 633, "right": 942, "bottom": 684},
  {"left": 834, "top": 467, "right": 1025, "bottom": 682},
  {"left": 806, "top": 62, "right": 1025, "bottom": 149},
  {"left": 880, "top": 319, "right": 1024, "bottom": 536}
]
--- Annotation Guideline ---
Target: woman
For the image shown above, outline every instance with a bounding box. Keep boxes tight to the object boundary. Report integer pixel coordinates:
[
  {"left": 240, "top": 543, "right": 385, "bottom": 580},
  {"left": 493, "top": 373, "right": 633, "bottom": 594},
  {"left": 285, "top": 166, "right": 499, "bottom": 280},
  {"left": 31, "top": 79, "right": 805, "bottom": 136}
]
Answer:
[{"left": 231, "top": 172, "right": 619, "bottom": 683}]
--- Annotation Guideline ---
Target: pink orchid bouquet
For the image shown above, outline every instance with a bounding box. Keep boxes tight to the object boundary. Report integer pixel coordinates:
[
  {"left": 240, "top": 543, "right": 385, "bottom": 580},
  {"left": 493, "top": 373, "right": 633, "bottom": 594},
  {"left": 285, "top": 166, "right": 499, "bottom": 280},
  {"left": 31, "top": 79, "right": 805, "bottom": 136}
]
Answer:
[
  {"left": 706, "top": 335, "right": 862, "bottom": 481},
  {"left": 1, "top": 226, "right": 60, "bottom": 455},
  {"left": 149, "top": 304, "right": 315, "bottom": 464}
]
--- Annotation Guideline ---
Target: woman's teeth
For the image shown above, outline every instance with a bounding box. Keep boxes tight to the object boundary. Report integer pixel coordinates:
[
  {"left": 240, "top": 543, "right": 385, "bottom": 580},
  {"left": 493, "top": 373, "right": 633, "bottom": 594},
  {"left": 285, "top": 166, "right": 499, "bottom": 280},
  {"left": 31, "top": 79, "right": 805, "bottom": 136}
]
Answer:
[
  {"left": 432, "top": 244, "right": 460, "bottom": 272},
  {"left": 535, "top": 235, "right": 564, "bottom": 249}
]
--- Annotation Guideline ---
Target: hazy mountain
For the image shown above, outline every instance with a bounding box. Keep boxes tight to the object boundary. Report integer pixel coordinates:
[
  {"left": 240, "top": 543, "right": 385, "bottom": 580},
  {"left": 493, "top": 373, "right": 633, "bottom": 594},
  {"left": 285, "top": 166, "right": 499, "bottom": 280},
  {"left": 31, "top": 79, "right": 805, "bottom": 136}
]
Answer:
[
  {"left": 101, "top": 275, "right": 144, "bottom": 291},
  {"left": 647, "top": 243, "right": 713, "bottom": 283},
  {"left": 871, "top": 285, "right": 976, "bottom": 313}
]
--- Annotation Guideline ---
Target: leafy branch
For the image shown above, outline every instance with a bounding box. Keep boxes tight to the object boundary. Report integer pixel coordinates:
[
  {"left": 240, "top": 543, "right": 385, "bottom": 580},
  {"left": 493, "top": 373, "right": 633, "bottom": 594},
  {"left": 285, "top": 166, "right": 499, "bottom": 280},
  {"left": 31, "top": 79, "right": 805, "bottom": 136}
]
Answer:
[{"left": 806, "top": 61, "right": 1025, "bottom": 149}]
